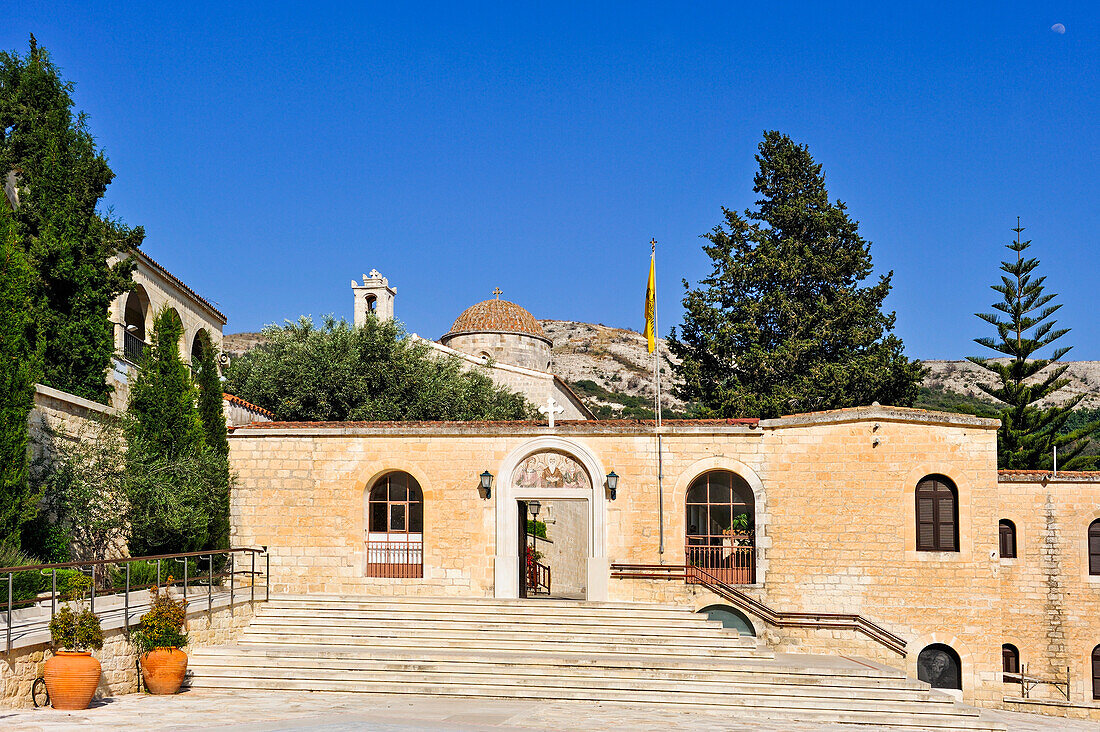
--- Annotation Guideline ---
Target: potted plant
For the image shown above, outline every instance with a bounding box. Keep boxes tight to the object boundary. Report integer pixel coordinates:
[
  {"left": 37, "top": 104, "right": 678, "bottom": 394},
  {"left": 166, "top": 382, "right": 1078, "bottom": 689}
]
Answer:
[
  {"left": 130, "top": 578, "right": 189, "bottom": 694},
  {"left": 45, "top": 574, "right": 104, "bottom": 710}
]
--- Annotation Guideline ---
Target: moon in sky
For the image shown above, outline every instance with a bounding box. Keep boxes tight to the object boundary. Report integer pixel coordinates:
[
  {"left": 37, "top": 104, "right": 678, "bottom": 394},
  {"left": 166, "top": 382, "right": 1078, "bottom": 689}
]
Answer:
[{"left": 1051, "top": 23, "right": 1066, "bottom": 34}]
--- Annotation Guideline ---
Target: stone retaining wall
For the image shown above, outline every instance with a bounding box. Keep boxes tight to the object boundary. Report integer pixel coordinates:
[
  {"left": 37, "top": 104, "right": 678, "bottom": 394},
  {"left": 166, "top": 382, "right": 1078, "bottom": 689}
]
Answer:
[{"left": 0, "top": 599, "right": 255, "bottom": 709}]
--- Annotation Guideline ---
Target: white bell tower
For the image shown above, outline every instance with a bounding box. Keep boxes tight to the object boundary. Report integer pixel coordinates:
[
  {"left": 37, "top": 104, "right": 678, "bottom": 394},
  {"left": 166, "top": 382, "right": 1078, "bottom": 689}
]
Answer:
[{"left": 352, "top": 269, "right": 396, "bottom": 326}]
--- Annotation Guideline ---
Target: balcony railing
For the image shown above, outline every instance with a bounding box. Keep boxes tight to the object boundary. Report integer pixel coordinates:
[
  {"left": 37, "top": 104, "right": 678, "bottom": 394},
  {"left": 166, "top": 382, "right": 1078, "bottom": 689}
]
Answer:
[
  {"left": 686, "top": 533, "right": 755, "bottom": 585},
  {"left": 123, "top": 330, "right": 147, "bottom": 363},
  {"left": 366, "top": 539, "right": 423, "bottom": 578},
  {"left": 527, "top": 559, "right": 551, "bottom": 595}
]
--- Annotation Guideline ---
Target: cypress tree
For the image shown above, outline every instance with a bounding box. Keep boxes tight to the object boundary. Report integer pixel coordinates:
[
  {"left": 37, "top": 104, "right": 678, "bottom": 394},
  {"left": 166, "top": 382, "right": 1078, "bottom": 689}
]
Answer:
[
  {"left": 0, "top": 198, "right": 43, "bottom": 547},
  {"left": 969, "top": 220, "right": 1100, "bottom": 469},
  {"left": 126, "top": 308, "right": 205, "bottom": 459},
  {"left": 0, "top": 36, "right": 142, "bottom": 403},
  {"left": 669, "top": 131, "right": 922, "bottom": 418},
  {"left": 193, "top": 330, "right": 231, "bottom": 549},
  {"left": 125, "top": 308, "right": 210, "bottom": 555}
]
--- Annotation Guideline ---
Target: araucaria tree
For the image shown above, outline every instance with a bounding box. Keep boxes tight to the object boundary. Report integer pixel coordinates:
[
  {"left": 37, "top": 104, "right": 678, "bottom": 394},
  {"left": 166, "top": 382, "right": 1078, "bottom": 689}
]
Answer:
[
  {"left": 224, "top": 315, "right": 534, "bottom": 422},
  {"left": 669, "top": 131, "right": 922, "bottom": 418},
  {"left": 969, "top": 221, "right": 1099, "bottom": 469},
  {"left": 0, "top": 197, "right": 43, "bottom": 547},
  {"left": 0, "top": 36, "right": 142, "bottom": 403}
]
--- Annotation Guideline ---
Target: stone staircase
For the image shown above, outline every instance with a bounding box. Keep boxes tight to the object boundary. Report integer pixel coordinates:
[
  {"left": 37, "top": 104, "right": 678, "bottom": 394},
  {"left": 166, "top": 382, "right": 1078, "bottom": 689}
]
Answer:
[{"left": 188, "top": 596, "right": 1002, "bottom": 729}]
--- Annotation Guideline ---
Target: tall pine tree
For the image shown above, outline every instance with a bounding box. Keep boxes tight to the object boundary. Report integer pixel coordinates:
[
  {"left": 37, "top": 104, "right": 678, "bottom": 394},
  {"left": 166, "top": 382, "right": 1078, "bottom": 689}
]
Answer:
[
  {"left": 0, "top": 36, "right": 142, "bottom": 403},
  {"left": 669, "top": 131, "right": 922, "bottom": 418},
  {"left": 0, "top": 197, "right": 43, "bottom": 547},
  {"left": 969, "top": 220, "right": 1099, "bottom": 469}
]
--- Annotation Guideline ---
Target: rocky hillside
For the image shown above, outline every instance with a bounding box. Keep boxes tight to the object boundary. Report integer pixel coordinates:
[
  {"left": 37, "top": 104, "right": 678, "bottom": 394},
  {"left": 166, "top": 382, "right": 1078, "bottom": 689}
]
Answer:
[
  {"left": 222, "top": 325, "right": 1100, "bottom": 416},
  {"left": 921, "top": 359, "right": 1100, "bottom": 410}
]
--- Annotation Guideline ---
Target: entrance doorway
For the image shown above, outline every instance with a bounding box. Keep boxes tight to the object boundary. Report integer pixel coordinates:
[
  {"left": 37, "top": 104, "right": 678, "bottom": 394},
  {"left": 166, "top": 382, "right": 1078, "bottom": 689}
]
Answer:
[{"left": 519, "top": 499, "right": 588, "bottom": 600}]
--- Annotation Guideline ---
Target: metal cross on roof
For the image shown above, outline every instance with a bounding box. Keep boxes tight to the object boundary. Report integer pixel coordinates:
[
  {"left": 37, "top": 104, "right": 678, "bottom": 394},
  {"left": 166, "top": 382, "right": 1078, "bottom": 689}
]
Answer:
[{"left": 492, "top": 287, "right": 503, "bottom": 299}]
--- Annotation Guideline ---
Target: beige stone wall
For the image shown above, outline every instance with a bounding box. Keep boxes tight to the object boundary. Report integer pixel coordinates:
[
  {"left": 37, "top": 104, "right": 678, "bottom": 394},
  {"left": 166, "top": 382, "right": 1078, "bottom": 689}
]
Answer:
[
  {"left": 997, "top": 474, "right": 1100, "bottom": 707},
  {"left": 28, "top": 384, "right": 118, "bottom": 466},
  {"left": 441, "top": 331, "right": 552, "bottom": 372},
  {"left": 108, "top": 250, "right": 227, "bottom": 410},
  {"left": 0, "top": 600, "right": 255, "bottom": 709},
  {"left": 226, "top": 407, "right": 1098, "bottom": 709}
]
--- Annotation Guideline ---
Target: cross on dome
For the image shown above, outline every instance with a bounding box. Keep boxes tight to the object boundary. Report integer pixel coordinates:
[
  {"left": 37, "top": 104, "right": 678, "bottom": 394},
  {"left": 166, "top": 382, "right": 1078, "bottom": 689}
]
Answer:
[{"left": 492, "top": 287, "right": 503, "bottom": 299}]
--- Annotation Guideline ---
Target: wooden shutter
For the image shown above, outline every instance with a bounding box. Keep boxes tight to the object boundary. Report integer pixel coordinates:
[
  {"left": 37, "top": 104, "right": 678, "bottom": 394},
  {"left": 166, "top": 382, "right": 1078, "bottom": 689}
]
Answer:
[
  {"left": 916, "top": 482, "right": 937, "bottom": 550},
  {"left": 916, "top": 477, "right": 957, "bottom": 551},
  {"left": 1089, "top": 521, "right": 1100, "bottom": 576},
  {"left": 999, "top": 521, "right": 1016, "bottom": 558}
]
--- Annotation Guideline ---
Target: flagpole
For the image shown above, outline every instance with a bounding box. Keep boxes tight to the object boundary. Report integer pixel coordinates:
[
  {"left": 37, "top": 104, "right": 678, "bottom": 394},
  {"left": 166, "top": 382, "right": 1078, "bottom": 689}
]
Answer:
[{"left": 651, "top": 239, "right": 664, "bottom": 556}]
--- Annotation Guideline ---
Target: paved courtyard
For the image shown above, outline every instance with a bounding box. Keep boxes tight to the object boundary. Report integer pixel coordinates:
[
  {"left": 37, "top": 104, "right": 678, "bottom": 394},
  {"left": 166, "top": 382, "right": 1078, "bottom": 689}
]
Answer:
[{"left": 1, "top": 690, "right": 1095, "bottom": 731}]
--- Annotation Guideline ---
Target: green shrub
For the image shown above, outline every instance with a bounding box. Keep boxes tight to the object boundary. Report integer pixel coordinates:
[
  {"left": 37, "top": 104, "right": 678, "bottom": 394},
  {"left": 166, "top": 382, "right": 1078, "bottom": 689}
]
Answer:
[
  {"left": 49, "top": 575, "right": 103, "bottom": 651},
  {"left": 0, "top": 543, "right": 46, "bottom": 605},
  {"left": 129, "top": 581, "right": 188, "bottom": 654}
]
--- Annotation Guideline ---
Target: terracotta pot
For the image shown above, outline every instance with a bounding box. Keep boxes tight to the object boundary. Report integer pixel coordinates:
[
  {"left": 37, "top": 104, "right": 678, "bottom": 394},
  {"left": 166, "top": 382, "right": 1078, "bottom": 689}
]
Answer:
[
  {"left": 141, "top": 648, "right": 188, "bottom": 695},
  {"left": 44, "top": 650, "right": 101, "bottom": 710}
]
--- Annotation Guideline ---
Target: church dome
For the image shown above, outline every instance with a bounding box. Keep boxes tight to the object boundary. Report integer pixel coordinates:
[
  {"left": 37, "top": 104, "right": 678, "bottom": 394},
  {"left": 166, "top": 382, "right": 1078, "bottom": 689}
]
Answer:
[{"left": 444, "top": 298, "right": 549, "bottom": 343}]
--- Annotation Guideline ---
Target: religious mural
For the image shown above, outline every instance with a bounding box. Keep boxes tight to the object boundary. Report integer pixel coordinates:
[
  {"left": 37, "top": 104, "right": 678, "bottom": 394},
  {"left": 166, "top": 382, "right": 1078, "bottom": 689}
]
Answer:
[{"left": 511, "top": 452, "right": 591, "bottom": 491}]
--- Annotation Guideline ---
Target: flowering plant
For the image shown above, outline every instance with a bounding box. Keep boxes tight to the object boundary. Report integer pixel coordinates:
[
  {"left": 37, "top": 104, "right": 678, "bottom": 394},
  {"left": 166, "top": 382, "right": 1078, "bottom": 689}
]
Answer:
[{"left": 130, "top": 578, "right": 188, "bottom": 654}]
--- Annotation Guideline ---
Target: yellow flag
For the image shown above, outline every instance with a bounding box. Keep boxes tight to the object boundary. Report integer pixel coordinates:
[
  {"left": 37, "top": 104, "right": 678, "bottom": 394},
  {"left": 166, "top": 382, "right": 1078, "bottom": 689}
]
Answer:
[{"left": 644, "top": 253, "right": 656, "bottom": 353}]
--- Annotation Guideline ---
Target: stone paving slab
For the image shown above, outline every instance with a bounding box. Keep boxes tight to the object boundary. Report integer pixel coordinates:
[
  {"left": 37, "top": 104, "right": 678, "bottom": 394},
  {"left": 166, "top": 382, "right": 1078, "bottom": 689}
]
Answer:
[{"left": 0, "top": 690, "right": 1091, "bottom": 731}]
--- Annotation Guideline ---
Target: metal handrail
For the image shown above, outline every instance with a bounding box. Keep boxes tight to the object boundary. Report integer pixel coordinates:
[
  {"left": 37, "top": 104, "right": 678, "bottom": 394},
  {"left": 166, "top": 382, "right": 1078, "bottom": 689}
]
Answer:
[
  {"left": 610, "top": 562, "right": 907, "bottom": 657},
  {"left": 3, "top": 547, "right": 270, "bottom": 654}
]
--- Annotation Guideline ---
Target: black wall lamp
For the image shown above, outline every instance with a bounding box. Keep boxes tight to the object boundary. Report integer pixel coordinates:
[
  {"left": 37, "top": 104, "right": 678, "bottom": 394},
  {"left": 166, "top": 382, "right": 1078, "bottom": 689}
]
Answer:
[
  {"left": 480, "top": 470, "right": 494, "bottom": 498},
  {"left": 606, "top": 471, "right": 619, "bottom": 500}
]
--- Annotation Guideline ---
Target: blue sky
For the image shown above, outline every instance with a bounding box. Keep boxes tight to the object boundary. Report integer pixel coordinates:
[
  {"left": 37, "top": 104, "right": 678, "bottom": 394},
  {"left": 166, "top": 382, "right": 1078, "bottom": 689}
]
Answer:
[{"left": 4, "top": 2, "right": 1098, "bottom": 359}]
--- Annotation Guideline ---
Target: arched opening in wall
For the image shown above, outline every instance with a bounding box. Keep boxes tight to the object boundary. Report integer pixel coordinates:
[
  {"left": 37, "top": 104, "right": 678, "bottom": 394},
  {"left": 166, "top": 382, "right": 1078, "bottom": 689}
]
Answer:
[
  {"left": 698, "top": 604, "right": 756, "bottom": 636},
  {"left": 365, "top": 472, "right": 423, "bottom": 578},
  {"left": 915, "top": 475, "right": 959, "bottom": 552},
  {"left": 478, "top": 351, "right": 491, "bottom": 361},
  {"left": 190, "top": 329, "right": 210, "bottom": 367},
  {"left": 998, "top": 520, "right": 1017, "bottom": 558},
  {"left": 1089, "top": 519, "right": 1100, "bottom": 575},
  {"left": 685, "top": 470, "right": 755, "bottom": 584},
  {"left": 1001, "top": 644, "right": 1019, "bottom": 681},
  {"left": 122, "top": 287, "right": 150, "bottom": 362},
  {"left": 1092, "top": 644, "right": 1100, "bottom": 700},
  {"left": 917, "top": 644, "right": 962, "bottom": 690},
  {"left": 365, "top": 294, "right": 377, "bottom": 316}
]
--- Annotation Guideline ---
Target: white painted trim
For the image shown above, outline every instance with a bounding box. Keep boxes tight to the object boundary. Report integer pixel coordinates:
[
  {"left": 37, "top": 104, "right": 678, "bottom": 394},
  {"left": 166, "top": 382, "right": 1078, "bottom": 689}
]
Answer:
[{"left": 494, "top": 437, "right": 608, "bottom": 600}]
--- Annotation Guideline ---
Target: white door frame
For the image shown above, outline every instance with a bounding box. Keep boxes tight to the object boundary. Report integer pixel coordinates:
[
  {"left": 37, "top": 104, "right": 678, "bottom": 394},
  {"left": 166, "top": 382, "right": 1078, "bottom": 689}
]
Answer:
[{"left": 494, "top": 437, "right": 608, "bottom": 600}]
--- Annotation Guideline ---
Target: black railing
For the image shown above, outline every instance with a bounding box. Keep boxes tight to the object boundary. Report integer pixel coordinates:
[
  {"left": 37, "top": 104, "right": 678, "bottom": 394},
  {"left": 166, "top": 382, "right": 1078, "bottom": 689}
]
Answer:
[
  {"left": 123, "top": 330, "right": 146, "bottom": 363},
  {"left": 1, "top": 547, "right": 270, "bottom": 654}
]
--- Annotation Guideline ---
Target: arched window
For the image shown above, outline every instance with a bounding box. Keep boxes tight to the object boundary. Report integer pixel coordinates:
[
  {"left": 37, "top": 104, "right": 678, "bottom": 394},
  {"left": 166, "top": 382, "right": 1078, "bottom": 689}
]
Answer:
[
  {"left": 1092, "top": 644, "right": 1100, "bottom": 700},
  {"left": 122, "top": 288, "right": 148, "bottom": 362},
  {"left": 1090, "top": 520, "right": 1100, "bottom": 576},
  {"left": 999, "top": 520, "right": 1017, "bottom": 559},
  {"left": 699, "top": 604, "right": 756, "bottom": 636},
  {"left": 685, "top": 470, "right": 755, "bottom": 584},
  {"left": 917, "top": 643, "right": 962, "bottom": 690},
  {"left": 366, "top": 294, "right": 377, "bottom": 315},
  {"left": 915, "top": 475, "right": 958, "bottom": 552},
  {"left": 1001, "top": 644, "right": 1019, "bottom": 679},
  {"left": 365, "top": 472, "right": 423, "bottom": 578}
]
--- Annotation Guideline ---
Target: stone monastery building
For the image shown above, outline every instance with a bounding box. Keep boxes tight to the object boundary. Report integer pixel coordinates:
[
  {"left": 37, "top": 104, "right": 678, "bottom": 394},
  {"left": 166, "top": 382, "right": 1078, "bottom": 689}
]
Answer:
[{"left": 226, "top": 272, "right": 1100, "bottom": 718}]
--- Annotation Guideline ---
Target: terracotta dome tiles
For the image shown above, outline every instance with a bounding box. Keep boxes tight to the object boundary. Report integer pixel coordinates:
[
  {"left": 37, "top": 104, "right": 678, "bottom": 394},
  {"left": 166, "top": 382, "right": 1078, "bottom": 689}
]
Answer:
[{"left": 445, "top": 299, "right": 548, "bottom": 340}]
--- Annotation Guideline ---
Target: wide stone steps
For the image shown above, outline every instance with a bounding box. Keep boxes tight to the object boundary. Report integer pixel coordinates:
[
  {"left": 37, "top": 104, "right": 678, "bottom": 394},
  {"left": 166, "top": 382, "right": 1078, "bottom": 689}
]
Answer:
[
  {"left": 189, "top": 645, "right": 919, "bottom": 686},
  {"left": 188, "top": 596, "right": 1002, "bottom": 730}
]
